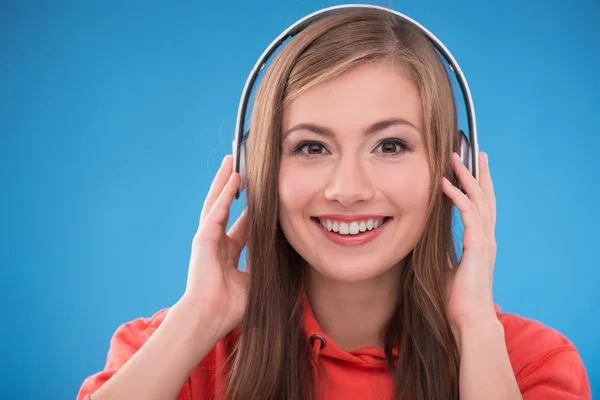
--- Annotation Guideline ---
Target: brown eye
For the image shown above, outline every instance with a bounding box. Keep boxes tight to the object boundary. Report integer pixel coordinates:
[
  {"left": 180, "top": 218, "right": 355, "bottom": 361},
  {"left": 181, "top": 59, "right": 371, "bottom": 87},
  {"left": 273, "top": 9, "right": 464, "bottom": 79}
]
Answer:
[
  {"left": 305, "top": 143, "right": 324, "bottom": 155},
  {"left": 375, "top": 139, "right": 408, "bottom": 155},
  {"left": 381, "top": 142, "right": 397, "bottom": 153},
  {"left": 293, "top": 141, "right": 327, "bottom": 156}
]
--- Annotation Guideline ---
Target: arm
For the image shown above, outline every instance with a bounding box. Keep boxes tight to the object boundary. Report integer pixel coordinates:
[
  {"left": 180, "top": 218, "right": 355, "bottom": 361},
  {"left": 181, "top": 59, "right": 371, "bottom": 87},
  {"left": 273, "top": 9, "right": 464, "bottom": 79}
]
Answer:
[
  {"left": 89, "top": 300, "right": 227, "bottom": 400},
  {"left": 445, "top": 152, "right": 590, "bottom": 400},
  {"left": 456, "top": 317, "right": 522, "bottom": 400},
  {"left": 80, "top": 156, "right": 250, "bottom": 400},
  {"left": 456, "top": 315, "right": 592, "bottom": 400}
]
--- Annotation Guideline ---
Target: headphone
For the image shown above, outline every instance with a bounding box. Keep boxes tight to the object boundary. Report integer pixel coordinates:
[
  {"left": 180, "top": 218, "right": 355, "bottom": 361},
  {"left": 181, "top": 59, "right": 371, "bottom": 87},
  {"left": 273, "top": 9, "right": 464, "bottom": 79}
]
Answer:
[{"left": 232, "top": 4, "right": 478, "bottom": 200}]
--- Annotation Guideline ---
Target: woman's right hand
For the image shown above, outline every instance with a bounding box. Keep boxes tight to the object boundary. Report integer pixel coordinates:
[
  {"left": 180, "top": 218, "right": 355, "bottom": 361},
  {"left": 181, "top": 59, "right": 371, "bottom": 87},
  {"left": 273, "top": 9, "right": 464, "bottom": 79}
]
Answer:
[{"left": 179, "top": 154, "right": 250, "bottom": 335}]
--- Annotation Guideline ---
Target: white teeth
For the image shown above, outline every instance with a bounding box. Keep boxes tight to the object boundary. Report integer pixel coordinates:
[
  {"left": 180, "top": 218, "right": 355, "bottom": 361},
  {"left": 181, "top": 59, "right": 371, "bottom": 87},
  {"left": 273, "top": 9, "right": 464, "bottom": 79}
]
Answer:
[
  {"left": 359, "top": 221, "right": 367, "bottom": 232},
  {"left": 319, "top": 217, "right": 386, "bottom": 235},
  {"left": 338, "top": 222, "right": 349, "bottom": 234}
]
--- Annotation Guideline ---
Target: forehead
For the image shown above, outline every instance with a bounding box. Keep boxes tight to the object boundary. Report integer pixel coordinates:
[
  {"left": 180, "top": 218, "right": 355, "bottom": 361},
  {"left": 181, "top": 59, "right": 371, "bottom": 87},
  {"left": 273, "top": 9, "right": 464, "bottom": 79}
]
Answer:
[{"left": 282, "top": 62, "right": 423, "bottom": 131}]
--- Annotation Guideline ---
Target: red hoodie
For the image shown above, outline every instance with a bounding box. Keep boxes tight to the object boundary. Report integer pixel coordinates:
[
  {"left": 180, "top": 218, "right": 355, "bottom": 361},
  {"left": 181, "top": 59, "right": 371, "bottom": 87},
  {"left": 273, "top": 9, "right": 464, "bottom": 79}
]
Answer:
[{"left": 77, "top": 295, "right": 591, "bottom": 399}]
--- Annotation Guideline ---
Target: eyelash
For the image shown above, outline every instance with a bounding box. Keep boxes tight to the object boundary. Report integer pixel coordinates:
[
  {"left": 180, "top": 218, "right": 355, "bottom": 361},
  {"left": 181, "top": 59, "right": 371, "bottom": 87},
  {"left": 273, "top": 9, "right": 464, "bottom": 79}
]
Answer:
[{"left": 291, "top": 139, "right": 410, "bottom": 157}]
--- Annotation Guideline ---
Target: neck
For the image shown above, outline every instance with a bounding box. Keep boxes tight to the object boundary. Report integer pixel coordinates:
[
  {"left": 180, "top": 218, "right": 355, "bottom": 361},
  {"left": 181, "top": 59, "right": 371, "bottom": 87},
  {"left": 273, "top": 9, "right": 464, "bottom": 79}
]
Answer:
[{"left": 305, "top": 263, "right": 401, "bottom": 351}]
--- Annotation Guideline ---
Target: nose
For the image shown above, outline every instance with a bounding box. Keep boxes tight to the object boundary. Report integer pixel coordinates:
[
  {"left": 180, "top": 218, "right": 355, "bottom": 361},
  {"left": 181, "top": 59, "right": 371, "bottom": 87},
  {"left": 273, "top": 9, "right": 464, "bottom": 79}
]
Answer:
[{"left": 323, "top": 155, "right": 375, "bottom": 207}]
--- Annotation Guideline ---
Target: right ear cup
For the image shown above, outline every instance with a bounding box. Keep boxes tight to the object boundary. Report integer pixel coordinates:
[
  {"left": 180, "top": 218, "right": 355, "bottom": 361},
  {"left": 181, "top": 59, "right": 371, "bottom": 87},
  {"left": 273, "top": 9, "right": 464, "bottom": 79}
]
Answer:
[
  {"left": 238, "top": 139, "right": 247, "bottom": 194},
  {"left": 232, "top": 135, "right": 248, "bottom": 200}
]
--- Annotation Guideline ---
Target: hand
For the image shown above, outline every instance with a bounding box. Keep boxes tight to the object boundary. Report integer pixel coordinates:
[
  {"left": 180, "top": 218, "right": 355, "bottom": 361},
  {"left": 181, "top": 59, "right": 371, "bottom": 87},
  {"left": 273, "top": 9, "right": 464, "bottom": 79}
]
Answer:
[
  {"left": 442, "top": 152, "right": 498, "bottom": 333},
  {"left": 179, "top": 154, "right": 250, "bottom": 335}
]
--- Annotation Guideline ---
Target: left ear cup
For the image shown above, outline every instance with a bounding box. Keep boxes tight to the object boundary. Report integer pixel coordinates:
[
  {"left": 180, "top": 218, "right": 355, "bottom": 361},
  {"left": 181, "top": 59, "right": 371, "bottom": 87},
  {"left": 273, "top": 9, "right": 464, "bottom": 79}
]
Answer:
[
  {"left": 455, "top": 129, "right": 472, "bottom": 194},
  {"left": 458, "top": 129, "right": 472, "bottom": 175}
]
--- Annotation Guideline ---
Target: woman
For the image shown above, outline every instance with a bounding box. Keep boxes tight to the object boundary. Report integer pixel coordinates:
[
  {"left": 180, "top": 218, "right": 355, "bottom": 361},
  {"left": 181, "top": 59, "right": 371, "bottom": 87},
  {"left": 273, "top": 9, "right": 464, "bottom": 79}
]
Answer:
[{"left": 77, "top": 6, "right": 591, "bottom": 400}]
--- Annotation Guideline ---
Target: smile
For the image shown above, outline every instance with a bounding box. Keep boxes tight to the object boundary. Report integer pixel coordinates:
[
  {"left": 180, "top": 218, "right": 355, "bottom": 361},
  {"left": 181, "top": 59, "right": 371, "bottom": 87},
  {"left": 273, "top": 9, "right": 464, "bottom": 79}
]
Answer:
[
  {"left": 311, "top": 215, "right": 391, "bottom": 246},
  {"left": 317, "top": 217, "right": 389, "bottom": 235}
]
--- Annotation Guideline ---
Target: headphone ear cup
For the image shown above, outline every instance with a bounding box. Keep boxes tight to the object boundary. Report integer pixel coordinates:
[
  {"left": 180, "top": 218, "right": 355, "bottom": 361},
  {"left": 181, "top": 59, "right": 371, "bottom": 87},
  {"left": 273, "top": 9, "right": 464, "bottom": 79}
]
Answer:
[
  {"left": 458, "top": 130, "right": 472, "bottom": 174},
  {"left": 456, "top": 130, "right": 472, "bottom": 194},
  {"left": 238, "top": 139, "right": 247, "bottom": 193}
]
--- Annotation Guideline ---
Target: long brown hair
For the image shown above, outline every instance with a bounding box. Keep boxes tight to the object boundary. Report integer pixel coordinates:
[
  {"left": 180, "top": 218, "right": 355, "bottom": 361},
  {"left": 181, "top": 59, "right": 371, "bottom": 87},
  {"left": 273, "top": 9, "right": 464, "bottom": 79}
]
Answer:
[{"left": 226, "top": 7, "right": 460, "bottom": 400}]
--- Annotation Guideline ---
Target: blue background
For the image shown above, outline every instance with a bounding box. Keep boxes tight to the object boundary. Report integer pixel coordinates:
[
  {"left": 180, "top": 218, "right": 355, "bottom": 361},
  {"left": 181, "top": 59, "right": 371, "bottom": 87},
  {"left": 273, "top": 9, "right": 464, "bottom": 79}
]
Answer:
[{"left": 1, "top": 0, "right": 598, "bottom": 398}]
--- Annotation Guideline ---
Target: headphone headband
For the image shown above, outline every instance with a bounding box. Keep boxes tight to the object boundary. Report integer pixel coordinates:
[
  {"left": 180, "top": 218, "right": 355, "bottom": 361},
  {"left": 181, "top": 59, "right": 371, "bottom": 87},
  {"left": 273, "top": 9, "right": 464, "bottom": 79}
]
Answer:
[{"left": 233, "top": 3, "right": 478, "bottom": 199}]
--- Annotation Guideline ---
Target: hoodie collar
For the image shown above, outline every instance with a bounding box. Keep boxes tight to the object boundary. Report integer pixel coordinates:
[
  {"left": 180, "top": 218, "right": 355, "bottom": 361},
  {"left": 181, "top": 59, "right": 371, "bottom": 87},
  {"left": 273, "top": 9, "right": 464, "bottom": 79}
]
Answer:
[
  {"left": 301, "top": 290, "right": 399, "bottom": 365},
  {"left": 301, "top": 290, "right": 502, "bottom": 365}
]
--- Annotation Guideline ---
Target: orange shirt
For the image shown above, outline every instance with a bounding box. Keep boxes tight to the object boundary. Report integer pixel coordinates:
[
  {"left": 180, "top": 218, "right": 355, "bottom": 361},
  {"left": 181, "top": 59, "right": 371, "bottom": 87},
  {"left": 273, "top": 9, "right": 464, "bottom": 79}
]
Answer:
[{"left": 77, "top": 296, "right": 591, "bottom": 399}]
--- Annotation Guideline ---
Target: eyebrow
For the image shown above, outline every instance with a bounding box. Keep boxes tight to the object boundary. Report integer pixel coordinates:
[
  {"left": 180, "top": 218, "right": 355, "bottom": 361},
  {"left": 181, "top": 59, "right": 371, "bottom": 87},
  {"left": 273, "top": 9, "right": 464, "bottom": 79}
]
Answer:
[{"left": 282, "top": 118, "right": 421, "bottom": 139}]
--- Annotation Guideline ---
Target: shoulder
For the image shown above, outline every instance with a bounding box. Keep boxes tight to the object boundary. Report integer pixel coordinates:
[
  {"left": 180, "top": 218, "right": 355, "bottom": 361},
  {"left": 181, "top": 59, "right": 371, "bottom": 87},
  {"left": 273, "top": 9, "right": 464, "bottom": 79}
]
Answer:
[
  {"left": 497, "top": 309, "right": 591, "bottom": 399},
  {"left": 77, "top": 308, "right": 241, "bottom": 400}
]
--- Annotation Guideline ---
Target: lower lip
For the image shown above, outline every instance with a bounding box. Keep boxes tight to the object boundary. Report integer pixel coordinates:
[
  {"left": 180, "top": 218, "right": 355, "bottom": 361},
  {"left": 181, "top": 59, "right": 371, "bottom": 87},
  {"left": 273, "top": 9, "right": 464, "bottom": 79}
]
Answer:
[{"left": 313, "top": 218, "right": 390, "bottom": 246}]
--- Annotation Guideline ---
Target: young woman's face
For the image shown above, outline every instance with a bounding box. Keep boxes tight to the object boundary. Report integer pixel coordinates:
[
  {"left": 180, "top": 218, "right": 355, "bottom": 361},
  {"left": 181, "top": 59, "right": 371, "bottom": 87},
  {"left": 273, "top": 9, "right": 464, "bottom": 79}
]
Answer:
[{"left": 278, "top": 61, "right": 431, "bottom": 283}]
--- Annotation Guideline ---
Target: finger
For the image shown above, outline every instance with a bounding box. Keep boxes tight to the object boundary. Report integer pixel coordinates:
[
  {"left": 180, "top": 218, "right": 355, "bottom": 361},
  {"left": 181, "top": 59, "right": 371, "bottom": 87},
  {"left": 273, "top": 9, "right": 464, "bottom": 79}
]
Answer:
[
  {"left": 452, "top": 152, "right": 490, "bottom": 227},
  {"left": 445, "top": 174, "right": 498, "bottom": 276},
  {"left": 442, "top": 176, "right": 483, "bottom": 235},
  {"left": 478, "top": 152, "right": 496, "bottom": 230},
  {"left": 200, "top": 155, "right": 233, "bottom": 225},
  {"left": 227, "top": 208, "right": 248, "bottom": 249},
  {"left": 203, "top": 171, "right": 241, "bottom": 231}
]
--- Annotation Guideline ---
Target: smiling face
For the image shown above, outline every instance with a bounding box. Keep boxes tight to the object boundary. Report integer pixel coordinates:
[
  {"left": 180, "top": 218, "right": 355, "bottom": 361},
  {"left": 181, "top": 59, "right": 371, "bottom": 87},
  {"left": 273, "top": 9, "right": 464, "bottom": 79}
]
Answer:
[{"left": 278, "top": 61, "right": 432, "bottom": 283}]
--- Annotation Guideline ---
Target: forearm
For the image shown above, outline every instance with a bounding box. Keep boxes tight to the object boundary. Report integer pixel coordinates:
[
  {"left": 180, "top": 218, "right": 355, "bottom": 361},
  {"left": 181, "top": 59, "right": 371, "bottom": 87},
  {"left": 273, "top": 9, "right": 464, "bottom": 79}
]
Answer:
[
  {"left": 91, "top": 301, "right": 225, "bottom": 400},
  {"left": 456, "top": 318, "right": 523, "bottom": 400}
]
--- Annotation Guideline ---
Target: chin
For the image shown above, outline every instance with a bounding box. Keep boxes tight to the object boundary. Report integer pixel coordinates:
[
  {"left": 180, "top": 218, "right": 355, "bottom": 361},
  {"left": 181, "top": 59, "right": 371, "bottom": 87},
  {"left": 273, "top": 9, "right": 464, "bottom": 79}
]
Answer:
[
  {"left": 307, "top": 252, "right": 402, "bottom": 284},
  {"left": 282, "top": 218, "right": 413, "bottom": 284}
]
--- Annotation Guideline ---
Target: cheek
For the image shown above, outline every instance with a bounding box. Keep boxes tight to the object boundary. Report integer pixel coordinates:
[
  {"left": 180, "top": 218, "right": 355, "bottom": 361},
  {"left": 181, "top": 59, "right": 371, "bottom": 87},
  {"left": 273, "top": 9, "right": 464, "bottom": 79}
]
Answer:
[
  {"left": 375, "top": 157, "right": 432, "bottom": 210},
  {"left": 278, "top": 160, "right": 323, "bottom": 218}
]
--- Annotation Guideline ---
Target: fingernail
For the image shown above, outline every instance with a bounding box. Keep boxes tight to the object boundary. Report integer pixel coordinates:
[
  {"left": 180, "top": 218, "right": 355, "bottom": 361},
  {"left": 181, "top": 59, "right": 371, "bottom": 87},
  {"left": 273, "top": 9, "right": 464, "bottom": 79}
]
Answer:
[{"left": 483, "top": 152, "right": 488, "bottom": 165}]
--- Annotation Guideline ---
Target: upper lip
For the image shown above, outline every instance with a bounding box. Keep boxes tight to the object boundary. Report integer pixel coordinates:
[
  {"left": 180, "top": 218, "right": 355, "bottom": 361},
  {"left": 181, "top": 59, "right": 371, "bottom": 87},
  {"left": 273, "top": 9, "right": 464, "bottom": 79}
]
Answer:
[{"left": 313, "top": 214, "right": 390, "bottom": 222}]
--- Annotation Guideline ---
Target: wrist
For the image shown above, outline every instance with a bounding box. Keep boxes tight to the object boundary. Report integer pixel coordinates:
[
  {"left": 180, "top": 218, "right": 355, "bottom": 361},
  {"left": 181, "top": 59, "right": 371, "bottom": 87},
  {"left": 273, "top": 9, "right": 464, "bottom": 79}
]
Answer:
[
  {"left": 166, "top": 299, "right": 229, "bottom": 356},
  {"left": 451, "top": 315, "right": 504, "bottom": 353},
  {"left": 449, "top": 304, "right": 499, "bottom": 334},
  {"left": 176, "top": 295, "right": 234, "bottom": 331}
]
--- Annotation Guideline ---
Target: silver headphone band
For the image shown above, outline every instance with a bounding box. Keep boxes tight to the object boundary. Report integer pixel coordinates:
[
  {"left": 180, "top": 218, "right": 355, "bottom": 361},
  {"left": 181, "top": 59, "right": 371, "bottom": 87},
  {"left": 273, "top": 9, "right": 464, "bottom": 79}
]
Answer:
[{"left": 233, "top": 3, "right": 478, "bottom": 198}]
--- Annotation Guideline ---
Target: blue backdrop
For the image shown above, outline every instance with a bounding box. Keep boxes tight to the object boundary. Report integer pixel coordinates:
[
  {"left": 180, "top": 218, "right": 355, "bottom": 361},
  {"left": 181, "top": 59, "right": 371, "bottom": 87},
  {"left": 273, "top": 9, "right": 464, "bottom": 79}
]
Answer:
[{"left": 1, "top": 0, "right": 598, "bottom": 398}]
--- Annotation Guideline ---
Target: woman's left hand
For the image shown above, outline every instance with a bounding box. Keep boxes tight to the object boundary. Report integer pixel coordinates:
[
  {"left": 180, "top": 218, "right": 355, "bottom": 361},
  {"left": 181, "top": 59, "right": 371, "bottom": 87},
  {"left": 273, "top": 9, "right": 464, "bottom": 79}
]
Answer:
[{"left": 442, "top": 151, "right": 499, "bottom": 333}]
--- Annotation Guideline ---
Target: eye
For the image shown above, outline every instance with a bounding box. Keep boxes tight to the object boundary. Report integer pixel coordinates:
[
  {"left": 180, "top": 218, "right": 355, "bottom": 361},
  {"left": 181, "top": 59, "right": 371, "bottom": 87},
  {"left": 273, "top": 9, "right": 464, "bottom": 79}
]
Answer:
[
  {"left": 374, "top": 139, "right": 409, "bottom": 155},
  {"left": 293, "top": 141, "right": 328, "bottom": 156}
]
